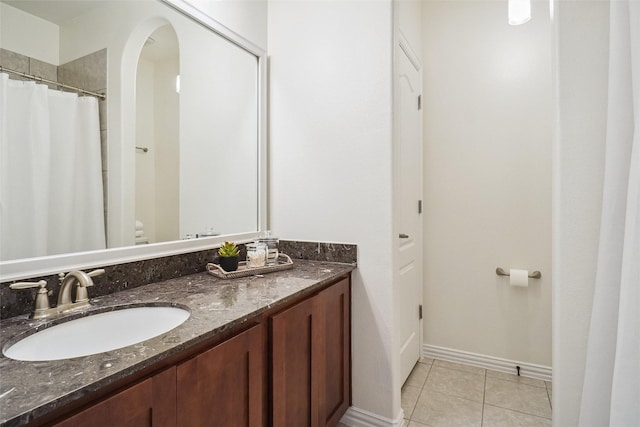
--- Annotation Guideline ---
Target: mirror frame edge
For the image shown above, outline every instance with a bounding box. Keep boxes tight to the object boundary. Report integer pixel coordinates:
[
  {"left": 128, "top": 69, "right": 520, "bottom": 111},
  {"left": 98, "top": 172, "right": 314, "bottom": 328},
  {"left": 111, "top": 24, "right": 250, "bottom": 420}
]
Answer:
[{"left": 0, "top": 0, "right": 268, "bottom": 283}]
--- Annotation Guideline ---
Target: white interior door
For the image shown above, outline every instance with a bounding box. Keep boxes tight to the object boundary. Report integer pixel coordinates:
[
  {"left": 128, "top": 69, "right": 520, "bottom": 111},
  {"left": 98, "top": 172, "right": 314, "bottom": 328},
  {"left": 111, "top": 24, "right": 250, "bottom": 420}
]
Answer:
[{"left": 396, "top": 38, "right": 423, "bottom": 385}]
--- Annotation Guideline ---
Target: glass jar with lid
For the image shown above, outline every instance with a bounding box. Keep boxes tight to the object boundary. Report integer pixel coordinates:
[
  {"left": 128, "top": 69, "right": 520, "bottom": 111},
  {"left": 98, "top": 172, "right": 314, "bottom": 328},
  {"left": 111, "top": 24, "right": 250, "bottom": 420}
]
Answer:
[
  {"left": 259, "top": 231, "right": 279, "bottom": 266},
  {"left": 246, "top": 241, "right": 267, "bottom": 268}
]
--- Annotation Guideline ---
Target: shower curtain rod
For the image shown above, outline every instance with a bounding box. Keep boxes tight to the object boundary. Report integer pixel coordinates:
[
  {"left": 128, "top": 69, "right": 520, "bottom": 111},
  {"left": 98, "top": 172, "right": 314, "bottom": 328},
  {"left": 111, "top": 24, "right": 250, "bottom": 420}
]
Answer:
[{"left": 0, "top": 66, "right": 106, "bottom": 100}]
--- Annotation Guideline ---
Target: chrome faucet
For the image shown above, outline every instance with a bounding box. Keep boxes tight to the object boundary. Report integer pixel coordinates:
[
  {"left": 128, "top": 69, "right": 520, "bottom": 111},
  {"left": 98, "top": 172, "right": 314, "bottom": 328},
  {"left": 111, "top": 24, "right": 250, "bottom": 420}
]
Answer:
[{"left": 10, "top": 269, "right": 105, "bottom": 319}]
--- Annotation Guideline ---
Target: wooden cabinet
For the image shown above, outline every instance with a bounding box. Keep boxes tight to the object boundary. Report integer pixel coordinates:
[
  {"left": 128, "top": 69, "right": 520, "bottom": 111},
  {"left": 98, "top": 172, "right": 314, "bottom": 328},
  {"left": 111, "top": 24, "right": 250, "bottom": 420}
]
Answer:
[
  {"left": 271, "top": 294, "right": 321, "bottom": 426},
  {"left": 49, "top": 275, "right": 350, "bottom": 427},
  {"left": 177, "top": 323, "right": 264, "bottom": 427},
  {"left": 52, "top": 326, "right": 264, "bottom": 427},
  {"left": 53, "top": 367, "right": 176, "bottom": 427},
  {"left": 271, "top": 277, "right": 351, "bottom": 427},
  {"left": 319, "top": 277, "right": 351, "bottom": 427}
]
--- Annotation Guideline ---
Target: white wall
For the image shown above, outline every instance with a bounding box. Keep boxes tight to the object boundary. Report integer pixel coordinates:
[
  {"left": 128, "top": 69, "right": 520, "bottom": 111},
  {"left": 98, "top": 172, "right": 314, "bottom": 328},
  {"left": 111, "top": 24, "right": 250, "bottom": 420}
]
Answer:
[
  {"left": 395, "top": 0, "right": 423, "bottom": 54},
  {"left": 179, "top": 27, "right": 258, "bottom": 237},
  {"left": 153, "top": 58, "right": 180, "bottom": 243},
  {"left": 136, "top": 58, "right": 158, "bottom": 242},
  {"left": 553, "top": 1, "right": 609, "bottom": 425},
  {"left": 422, "top": 0, "right": 553, "bottom": 368},
  {"left": 187, "top": 0, "right": 267, "bottom": 50},
  {"left": 268, "top": 0, "right": 400, "bottom": 422},
  {"left": 0, "top": 3, "right": 59, "bottom": 65}
]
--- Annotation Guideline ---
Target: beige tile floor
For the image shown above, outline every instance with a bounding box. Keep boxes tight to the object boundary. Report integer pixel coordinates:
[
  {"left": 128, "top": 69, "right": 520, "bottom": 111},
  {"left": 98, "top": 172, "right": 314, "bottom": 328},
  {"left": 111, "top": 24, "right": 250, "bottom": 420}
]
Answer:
[{"left": 338, "top": 358, "right": 552, "bottom": 427}]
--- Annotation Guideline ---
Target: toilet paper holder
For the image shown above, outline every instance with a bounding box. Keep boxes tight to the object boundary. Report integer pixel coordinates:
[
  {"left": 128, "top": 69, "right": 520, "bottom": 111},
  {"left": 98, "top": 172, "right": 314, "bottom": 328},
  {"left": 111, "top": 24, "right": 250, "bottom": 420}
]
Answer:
[{"left": 496, "top": 267, "right": 541, "bottom": 279}]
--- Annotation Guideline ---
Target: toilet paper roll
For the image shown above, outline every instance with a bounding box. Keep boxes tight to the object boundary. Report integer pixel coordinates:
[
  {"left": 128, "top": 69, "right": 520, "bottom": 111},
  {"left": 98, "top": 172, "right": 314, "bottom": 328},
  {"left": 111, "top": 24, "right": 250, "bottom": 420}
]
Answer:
[{"left": 510, "top": 269, "right": 529, "bottom": 287}]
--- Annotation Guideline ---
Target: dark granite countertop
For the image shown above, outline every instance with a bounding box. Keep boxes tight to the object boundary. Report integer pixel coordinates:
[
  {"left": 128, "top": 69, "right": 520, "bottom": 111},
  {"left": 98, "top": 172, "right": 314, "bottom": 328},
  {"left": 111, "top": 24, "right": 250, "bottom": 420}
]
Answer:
[{"left": 0, "top": 260, "right": 354, "bottom": 427}]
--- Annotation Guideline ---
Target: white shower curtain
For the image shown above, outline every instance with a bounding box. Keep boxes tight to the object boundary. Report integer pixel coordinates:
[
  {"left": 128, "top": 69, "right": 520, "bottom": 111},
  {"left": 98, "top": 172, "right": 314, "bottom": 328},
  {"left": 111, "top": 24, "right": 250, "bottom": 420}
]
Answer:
[
  {"left": 579, "top": 1, "right": 639, "bottom": 426},
  {"left": 0, "top": 73, "right": 106, "bottom": 261}
]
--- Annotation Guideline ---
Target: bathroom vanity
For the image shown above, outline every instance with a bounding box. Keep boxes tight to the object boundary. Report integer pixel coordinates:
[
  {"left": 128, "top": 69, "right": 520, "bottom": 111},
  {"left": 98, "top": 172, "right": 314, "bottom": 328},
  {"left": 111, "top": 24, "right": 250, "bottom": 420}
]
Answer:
[{"left": 0, "top": 261, "right": 353, "bottom": 427}]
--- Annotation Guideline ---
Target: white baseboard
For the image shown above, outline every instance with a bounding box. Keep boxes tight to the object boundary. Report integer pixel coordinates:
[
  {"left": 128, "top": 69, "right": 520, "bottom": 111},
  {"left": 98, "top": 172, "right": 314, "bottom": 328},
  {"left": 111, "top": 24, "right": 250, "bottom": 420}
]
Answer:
[
  {"left": 423, "top": 344, "right": 552, "bottom": 382},
  {"left": 340, "top": 406, "right": 406, "bottom": 427}
]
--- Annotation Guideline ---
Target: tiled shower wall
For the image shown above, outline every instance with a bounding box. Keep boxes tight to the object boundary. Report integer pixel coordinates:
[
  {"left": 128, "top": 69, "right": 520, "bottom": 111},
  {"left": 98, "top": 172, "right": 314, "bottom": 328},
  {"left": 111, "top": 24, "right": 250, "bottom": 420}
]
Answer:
[{"left": 0, "top": 48, "right": 109, "bottom": 231}]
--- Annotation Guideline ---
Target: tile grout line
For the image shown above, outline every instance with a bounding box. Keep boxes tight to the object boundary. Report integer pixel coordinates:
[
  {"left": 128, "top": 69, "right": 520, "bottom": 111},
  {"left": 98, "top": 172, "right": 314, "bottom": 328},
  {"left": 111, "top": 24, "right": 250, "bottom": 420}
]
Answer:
[
  {"left": 484, "top": 375, "right": 553, "bottom": 419},
  {"left": 483, "top": 402, "right": 553, "bottom": 421},
  {"left": 412, "top": 362, "right": 430, "bottom": 424},
  {"left": 405, "top": 360, "right": 431, "bottom": 424},
  {"left": 416, "top": 361, "right": 433, "bottom": 426},
  {"left": 486, "top": 375, "right": 547, "bottom": 389}
]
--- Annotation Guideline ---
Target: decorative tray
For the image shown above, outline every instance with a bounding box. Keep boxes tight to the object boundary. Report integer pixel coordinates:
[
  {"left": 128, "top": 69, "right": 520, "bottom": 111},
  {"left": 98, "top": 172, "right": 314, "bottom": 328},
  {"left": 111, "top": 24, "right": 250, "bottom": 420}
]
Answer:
[{"left": 206, "top": 253, "right": 294, "bottom": 279}]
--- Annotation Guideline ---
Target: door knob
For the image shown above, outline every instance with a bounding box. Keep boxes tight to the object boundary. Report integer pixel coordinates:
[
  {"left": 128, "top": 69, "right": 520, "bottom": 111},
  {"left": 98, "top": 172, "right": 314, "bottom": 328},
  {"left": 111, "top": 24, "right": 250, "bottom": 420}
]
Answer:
[{"left": 399, "top": 233, "right": 410, "bottom": 239}]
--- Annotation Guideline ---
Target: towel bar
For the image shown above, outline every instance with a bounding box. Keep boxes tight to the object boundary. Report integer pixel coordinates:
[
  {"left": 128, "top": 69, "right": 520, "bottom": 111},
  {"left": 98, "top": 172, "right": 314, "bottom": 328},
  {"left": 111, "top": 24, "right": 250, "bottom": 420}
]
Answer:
[{"left": 496, "top": 267, "right": 541, "bottom": 279}]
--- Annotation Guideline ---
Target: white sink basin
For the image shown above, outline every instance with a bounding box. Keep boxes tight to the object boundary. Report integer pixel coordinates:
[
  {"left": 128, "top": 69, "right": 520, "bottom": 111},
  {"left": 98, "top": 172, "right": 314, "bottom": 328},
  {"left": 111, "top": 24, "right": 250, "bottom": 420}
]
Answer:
[{"left": 3, "top": 306, "right": 190, "bottom": 362}]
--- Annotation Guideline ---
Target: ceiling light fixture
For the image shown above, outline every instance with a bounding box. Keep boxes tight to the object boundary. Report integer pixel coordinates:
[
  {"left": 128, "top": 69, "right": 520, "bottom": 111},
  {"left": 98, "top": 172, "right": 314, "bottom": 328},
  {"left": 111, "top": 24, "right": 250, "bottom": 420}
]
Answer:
[{"left": 508, "top": 0, "right": 531, "bottom": 25}]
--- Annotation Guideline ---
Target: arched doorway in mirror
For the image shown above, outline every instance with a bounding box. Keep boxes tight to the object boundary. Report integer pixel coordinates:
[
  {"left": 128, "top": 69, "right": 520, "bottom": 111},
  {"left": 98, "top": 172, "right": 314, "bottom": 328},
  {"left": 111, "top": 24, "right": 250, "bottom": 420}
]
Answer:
[{"left": 135, "top": 25, "right": 180, "bottom": 245}]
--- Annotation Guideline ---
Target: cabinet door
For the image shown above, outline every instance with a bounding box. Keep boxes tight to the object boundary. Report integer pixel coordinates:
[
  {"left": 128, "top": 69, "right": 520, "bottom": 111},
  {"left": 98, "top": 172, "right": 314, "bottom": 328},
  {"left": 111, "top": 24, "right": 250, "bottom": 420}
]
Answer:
[
  {"left": 177, "top": 323, "right": 264, "bottom": 427},
  {"left": 318, "top": 277, "right": 351, "bottom": 427},
  {"left": 271, "top": 295, "right": 323, "bottom": 427},
  {"left": 53, "top": 367, "right": 176, "bottom": 427}
]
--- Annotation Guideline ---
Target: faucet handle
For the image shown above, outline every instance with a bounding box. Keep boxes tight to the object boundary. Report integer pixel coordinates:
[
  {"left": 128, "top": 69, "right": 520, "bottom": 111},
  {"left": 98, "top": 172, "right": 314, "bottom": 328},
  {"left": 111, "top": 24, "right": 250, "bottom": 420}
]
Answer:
[
  {"left": 9, "top": 280, "right": 48, "bottom": 290},
  {"left": 86, "top": 269, "right": 105, "bottom": 281},
  {"left": 10, "top": 280, "right": 51, "bottom": 314},
  {"left": 74, "top": 269, "right": 104, "bottom": 304}
]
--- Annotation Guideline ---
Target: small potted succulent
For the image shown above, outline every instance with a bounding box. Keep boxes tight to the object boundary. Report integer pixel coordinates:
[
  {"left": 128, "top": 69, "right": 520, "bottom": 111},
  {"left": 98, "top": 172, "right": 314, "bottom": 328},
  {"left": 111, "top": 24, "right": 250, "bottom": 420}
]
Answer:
[{"left": 218, "top": 241, "right": 240, "bottom": 272}]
